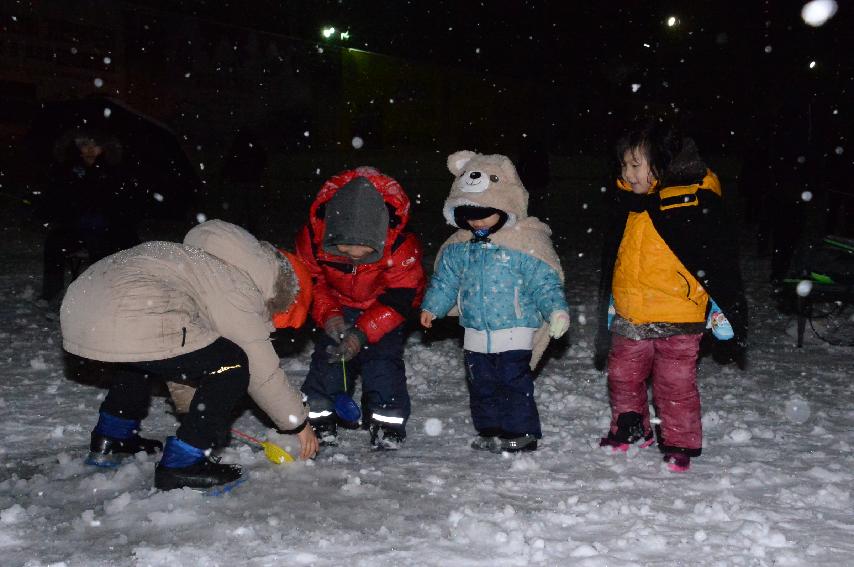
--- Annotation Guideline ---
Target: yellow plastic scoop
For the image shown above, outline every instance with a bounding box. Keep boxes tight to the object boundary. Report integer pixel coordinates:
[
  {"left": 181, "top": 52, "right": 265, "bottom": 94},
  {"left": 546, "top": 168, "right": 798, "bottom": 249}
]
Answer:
[{"left": 230, "top": 428, "right": 295, "bottom": 464}]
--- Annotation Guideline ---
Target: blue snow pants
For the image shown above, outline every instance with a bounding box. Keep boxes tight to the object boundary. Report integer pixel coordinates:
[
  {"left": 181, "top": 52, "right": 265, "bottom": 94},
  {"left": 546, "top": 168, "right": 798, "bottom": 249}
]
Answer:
[
  {"left": 302, "top": 308, "right": 410, "bottom": 432},
  {"left": 464, "top": 349, "right": 542, "bottom": 438}
]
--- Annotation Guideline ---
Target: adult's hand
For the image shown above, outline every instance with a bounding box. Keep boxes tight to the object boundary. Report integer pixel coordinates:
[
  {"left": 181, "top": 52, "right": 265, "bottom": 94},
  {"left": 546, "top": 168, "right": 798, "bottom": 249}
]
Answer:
[{"left": 297, "top": 425, "right": 318, "bottom": 460}]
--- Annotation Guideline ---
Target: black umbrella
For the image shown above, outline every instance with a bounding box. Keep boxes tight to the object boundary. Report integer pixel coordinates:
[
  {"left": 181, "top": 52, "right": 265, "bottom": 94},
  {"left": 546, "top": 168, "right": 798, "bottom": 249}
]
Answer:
[{"left": 27, "top": 95, "right": 199, "bottom": 220}]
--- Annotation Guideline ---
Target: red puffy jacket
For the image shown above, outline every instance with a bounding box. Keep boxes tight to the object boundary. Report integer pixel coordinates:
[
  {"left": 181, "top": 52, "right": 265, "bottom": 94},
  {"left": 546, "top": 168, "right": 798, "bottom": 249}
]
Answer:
[{"left": 295, "top": 167, "right": 426, "bottom": 343}]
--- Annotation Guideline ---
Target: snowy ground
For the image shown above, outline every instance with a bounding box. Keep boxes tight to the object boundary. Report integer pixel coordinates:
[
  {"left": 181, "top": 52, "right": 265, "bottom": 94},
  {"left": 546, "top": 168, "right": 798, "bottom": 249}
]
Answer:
[{"left": 1, "top": 215, "right": 853, "bottom": 567}]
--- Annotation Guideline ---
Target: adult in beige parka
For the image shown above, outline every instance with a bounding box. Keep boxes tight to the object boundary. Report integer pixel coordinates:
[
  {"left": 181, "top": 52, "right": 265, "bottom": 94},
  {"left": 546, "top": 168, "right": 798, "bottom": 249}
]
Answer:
[{"left": 61, "top": 220, "right": 317, "bottom": 491}]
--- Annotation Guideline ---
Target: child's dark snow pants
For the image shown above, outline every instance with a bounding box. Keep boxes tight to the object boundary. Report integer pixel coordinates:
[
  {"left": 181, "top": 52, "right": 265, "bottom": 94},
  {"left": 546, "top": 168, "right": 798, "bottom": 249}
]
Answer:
[
  {"left": 99, "top": 337, "right": 250, "bottom": 449},
  {"left": 606, "top": 333, "right": 703, "bottom": 455},
  {"left": 463, "top": 349, "right": 542, "bottom": 438},
  {"left": 302, "top": 308, "right": 410, "bottom": 432}
]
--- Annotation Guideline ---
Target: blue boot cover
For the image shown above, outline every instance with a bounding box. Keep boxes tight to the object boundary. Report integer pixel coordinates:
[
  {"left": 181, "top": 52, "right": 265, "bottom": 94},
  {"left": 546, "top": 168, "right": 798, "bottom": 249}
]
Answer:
[
  {"left": 160, "top": 436, "right": 206, "bottom": 469},
  {"left": 94, "top": 411, "right": 139, "bottom": 440}
]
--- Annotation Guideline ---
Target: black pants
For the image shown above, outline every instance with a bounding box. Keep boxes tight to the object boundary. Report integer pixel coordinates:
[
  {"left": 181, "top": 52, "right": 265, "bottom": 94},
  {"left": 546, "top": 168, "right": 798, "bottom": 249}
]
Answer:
[{"left": 99, "top": 338, "right": 250, "bottom": 449}]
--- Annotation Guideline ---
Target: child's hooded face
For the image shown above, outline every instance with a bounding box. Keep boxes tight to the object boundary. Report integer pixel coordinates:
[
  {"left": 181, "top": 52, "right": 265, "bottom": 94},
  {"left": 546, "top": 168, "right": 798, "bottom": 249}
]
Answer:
[{"left": 621, "top": 148, "right": 655, "bottom": 195}]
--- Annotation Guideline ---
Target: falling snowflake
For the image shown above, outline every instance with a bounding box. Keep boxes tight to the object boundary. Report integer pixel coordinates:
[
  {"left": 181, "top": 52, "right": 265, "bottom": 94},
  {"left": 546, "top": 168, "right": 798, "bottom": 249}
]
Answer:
[
  {"left": 796, "top": 280, "right": 813, "bottom": 297},
  {"left": 801, "top": 0, "right": 838, "bottom": 27},
  {"left": 93, "top": 77, "right": 104, "bottom": 88},
  {"left": 352, "top": 136, "right": 364, "bottom": 149}
]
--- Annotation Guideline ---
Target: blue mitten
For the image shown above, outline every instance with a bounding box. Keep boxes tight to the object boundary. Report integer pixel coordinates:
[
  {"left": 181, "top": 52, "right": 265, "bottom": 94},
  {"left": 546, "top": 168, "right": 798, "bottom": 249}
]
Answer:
[
  {"left": 607, "top": 295, "right": 616, "bottom": 330},
  {"left": 707, "top": 299, "right": 734, "bottom": 341}
]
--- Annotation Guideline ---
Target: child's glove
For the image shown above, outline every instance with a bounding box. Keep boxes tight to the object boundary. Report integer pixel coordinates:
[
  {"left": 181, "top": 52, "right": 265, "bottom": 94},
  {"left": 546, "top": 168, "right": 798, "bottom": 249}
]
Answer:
[
  {"left": 326, "top": 328, "right": 366, "bottom": 363},
  {"left": 548, "top": 310, "right": 570, "bottom": 339},
  {"left": 706, "top": 299, "right": 734, "bottom": 341},
  {"left": 323, "top": 315, "right": 349, "bottom": 342},
  {"left": 607, "top": 295, "right": 616, "bottom": 330}
]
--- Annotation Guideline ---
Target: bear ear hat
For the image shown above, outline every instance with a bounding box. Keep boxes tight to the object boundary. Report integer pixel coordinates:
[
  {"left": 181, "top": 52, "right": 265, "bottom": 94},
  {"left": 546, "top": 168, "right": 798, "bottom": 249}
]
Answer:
[
  {"left": 498, "top": 155, "right": 521, "bottom": 183},
  {"left": 448, "top": 150, "right": 476, "bottom": 176}
]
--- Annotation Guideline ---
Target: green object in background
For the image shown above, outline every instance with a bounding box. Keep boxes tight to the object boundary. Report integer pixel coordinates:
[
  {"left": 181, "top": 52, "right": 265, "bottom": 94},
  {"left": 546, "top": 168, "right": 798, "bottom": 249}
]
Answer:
[{"left": 810, "top": 272, "right": 835, "bottom": 284}]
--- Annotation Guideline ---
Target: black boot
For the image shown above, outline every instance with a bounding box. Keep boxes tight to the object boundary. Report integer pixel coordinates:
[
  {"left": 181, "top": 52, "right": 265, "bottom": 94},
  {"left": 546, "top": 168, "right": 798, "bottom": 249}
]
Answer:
[
  {"left": 369, "top": 424, "right": 405, "bottom": 450},
  {"left": 154, "top": 436, "right": 242, "bottom": 491},
  {"left": 599, "top": 411, "right": 654, "bottom": 451},
  {"left": 86, "top": 432, "right": 163, "bottom": 467},
  {"left": 154, "top": 458, "right": 243, "bottom": 491},
  {"left": 494, "top": 434, "right": 538, "bottom": 453},
  {"left": 312, "top": 420, "right": 339, "bottom": 447}
]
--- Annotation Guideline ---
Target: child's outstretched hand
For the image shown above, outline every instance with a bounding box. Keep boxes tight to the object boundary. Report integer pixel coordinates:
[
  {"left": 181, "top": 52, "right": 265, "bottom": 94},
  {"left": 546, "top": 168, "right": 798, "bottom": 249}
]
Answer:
[
  {"left": 548, "top": 310, "right": 570, "bottom": 339},
  {"left": 420, "top": 310, "right": 436, "bottom": 328}
]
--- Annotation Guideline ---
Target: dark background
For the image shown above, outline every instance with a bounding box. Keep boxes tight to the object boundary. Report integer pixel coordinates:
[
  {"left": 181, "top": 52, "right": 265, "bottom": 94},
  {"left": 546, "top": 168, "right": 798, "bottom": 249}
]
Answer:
[{"left": 1, "top": 1, "right": 852, "bottom": 253}]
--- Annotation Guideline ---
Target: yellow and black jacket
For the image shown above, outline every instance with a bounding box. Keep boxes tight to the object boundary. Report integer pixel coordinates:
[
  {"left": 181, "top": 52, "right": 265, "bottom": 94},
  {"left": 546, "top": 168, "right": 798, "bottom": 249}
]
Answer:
[{"left": 595, "top": 140, "right": 748, "bottom": 366}]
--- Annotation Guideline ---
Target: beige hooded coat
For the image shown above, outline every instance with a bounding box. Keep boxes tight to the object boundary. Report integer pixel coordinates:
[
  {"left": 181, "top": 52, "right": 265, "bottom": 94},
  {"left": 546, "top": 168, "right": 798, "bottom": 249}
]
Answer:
[{"left": 60, "top": 220, "right": 308, "bottom": 430}]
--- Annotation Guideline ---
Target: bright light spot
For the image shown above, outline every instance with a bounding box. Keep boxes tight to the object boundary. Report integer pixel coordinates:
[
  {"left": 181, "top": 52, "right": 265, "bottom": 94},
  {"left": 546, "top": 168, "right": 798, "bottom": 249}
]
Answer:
[
  {"left": 339, "top": 31, "right": 350, "bottom": 40},
  {"left": 103, "top": 108, "right": 111, "bottom": 118},
  {"left": 93, "top": 77, "right": 104, "bottom": 88},
  {"left": 153, "top": 193, "right": 164, "bottom": 202},
  {"left": 764, "top": 45, "right": 773, "bottom": 54},
  {"left": 835, "top": 146, "right": 844, "bottom": 155},
  {"left": 199, "top": 162, "right": 205, "bottom": 171},
  {"left": 796, "top": 280, "right": 813, "bottom": 297},
  {"left": 303, "top": 130, "right": 310, "bottom": 137},
  {"left": 801, "top": 190, "right": 813, "bottom": 202},
  {"left": 784, "top": 396, "right": 811, "bottom": 424},
  {"left": 643, "top": 43, "right": 650, "bottom": 48},
  {"left": 184, "top": 72, "right": 191, "bottom": 78},
  {"left": 809, "top": 60, "right": 817, "bottom": 69},
  {"left": 424, "top": 418, "right": 443, "bottom": 436},
  {"left": 666, "top": 16, "right": 678, "bottom": 27},
  {"left": 631, "top": 83, "right": 641, "bottom": 93},
  {"left": 351, "top": 136, "right": 364, "bottom": 149},
  {"left": 801, "top": 0, "right": 838, "bottom": 27},
  {"left": 103, "top": 56, "right": 111, "bottom": 64},
  {"left": 196, "top": 213, "right": 207, "bottom": 223},
  {"left": 321, "top": 26, "right": 336, "bottom": 39}
]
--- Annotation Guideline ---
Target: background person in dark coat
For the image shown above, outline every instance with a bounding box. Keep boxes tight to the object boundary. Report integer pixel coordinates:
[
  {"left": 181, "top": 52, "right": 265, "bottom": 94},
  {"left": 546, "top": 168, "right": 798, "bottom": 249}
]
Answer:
[{"left": 36, "top": 129, "right": 140, "bottom": 302}]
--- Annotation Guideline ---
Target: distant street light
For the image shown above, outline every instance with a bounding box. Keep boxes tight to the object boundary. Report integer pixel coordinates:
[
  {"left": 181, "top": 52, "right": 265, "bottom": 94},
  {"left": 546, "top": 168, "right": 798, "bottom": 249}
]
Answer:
[
  {"left": 321, "top": 26, "right": 336, "bottom": 39},
  {"left": 666, "top": 16, "right": 678, "bottom": 27}
]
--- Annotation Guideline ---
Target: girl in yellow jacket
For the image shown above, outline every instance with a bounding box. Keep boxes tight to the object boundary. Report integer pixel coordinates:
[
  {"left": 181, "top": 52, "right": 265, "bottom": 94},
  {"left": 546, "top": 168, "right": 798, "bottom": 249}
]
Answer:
[{"left": 595, "top": 120, "right": 748, "bottom": 472}]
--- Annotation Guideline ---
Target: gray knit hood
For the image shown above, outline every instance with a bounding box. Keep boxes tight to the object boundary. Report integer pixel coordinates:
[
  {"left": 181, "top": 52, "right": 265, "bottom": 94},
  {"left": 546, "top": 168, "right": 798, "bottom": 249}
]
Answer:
[{"left": 321, "top": 176, "right": 390, "bottom": 264}]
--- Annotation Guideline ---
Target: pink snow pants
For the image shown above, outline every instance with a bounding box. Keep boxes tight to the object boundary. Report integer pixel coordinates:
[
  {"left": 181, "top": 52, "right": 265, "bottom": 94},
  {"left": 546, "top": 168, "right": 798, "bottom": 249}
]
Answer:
[{"left": 606, "top": 333, "right": 703, "bottom": 452}]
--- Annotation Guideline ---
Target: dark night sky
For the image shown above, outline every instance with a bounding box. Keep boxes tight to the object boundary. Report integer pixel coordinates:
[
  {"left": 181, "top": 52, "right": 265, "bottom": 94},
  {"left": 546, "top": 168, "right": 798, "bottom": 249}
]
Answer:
[{"left": 124, "top": 1, "right": 853, "bottom": 140}]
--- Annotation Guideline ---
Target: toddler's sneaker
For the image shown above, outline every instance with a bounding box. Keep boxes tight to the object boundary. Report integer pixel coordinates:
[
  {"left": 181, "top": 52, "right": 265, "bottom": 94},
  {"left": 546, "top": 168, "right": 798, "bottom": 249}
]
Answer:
[
  {"left": 493, "top": 434, "right": 538, "bottom": 453},
  {"left": 470, "top": 435, "right": 500, "bottom": 451},
  {"left": 599, "top": 411, "right": 654, "bottom": 452},
  {"left": 663, "top": 452, "right": 690, "bottom": 472}
]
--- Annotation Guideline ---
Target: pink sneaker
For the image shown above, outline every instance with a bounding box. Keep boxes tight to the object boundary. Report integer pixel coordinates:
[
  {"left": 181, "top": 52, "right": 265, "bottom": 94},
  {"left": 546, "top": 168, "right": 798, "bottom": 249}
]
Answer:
[{"left": 663, "top": 453, "right": 690, "bottom": 472}]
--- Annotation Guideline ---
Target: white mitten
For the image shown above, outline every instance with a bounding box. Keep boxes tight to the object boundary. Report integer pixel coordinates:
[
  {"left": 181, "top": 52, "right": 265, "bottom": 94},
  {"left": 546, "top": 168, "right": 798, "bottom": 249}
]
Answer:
[{"left": 548, "top": 310, "right": 570, "bottom": 339}]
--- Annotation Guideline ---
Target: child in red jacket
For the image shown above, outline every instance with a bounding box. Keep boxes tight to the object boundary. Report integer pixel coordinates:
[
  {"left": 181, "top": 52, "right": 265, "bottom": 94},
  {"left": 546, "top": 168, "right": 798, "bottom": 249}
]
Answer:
[{"left": 296, "top": 167, "right": 425, "bottom": 450}]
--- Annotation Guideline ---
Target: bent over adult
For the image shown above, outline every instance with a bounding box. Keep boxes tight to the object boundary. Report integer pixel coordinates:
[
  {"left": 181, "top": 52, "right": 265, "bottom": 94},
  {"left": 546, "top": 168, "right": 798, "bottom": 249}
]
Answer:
[{"left": 60, "top": 220, "right": 317, "bottom": 491}]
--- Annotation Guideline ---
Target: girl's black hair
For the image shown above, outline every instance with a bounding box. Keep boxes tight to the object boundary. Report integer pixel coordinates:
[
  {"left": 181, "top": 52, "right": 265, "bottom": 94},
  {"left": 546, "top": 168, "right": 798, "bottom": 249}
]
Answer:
[{"left": 615, "top": 117, "right": 706, "bottom": 188}]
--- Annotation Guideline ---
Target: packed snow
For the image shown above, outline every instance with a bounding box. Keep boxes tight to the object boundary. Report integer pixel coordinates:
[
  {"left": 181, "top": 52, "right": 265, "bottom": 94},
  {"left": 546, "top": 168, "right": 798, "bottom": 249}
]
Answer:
[{"left": 0, "top": 216, "right": 852, "bottom": 566}]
